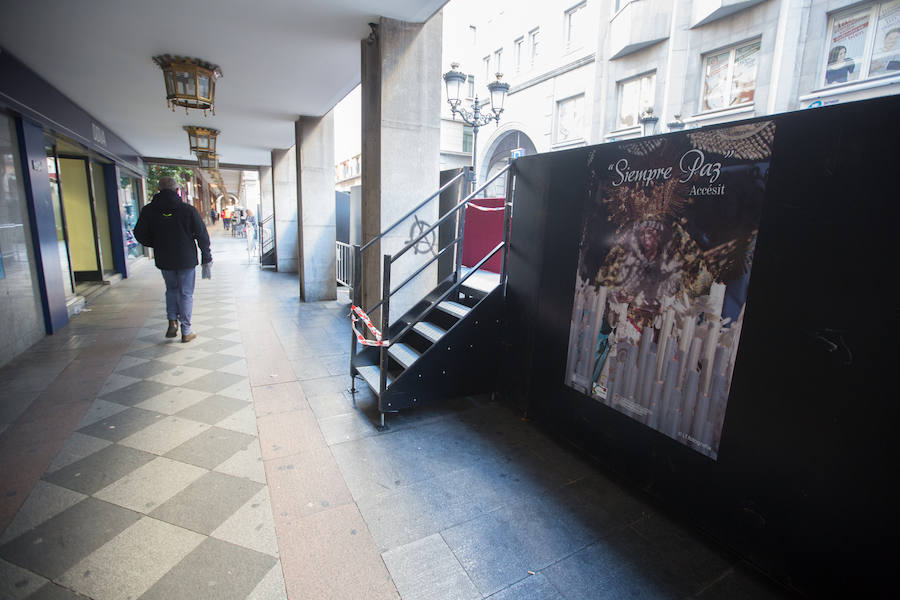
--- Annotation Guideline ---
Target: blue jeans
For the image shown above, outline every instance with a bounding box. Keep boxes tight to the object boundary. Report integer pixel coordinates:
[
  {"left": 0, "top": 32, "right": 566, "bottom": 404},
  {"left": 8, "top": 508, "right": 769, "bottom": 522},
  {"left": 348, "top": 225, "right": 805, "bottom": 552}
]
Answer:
[{"left": 161, "top": 268, "right": 196, "bottom": 336}]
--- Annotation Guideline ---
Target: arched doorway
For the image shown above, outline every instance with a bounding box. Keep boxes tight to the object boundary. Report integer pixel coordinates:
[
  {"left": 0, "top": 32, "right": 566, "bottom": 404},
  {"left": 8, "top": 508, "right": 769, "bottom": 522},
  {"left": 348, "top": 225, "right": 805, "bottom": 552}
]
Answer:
[
  {"left": 481, "top": 129, "right": 537, "bottom": 197},
  {"left": 214, "top": 193, "right": 240, "bottom": 211}
]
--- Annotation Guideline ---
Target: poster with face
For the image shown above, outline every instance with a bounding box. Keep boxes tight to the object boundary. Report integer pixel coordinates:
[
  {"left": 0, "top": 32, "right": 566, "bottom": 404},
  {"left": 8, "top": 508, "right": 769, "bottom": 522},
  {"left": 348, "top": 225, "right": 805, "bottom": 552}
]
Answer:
[
  {"left": 825, "top": 11, "right": 869, "bottom": 85},
  {"left": 870, "top": 1, "right": 900, "bottom": 76},
  {"left": 563, "top": 121, "right": 774, "bottom": 459}
]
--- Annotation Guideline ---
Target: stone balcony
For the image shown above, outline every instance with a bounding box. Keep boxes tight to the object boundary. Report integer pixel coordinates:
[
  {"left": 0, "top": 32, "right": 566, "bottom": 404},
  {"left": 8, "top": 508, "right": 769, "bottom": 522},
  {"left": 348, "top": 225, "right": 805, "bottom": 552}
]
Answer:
[
  {"left": 690, "top": 0, "right": 767, "bottom": 28},
  {"left": 608, "top": 0, "right": 671, "bottom": 59}
]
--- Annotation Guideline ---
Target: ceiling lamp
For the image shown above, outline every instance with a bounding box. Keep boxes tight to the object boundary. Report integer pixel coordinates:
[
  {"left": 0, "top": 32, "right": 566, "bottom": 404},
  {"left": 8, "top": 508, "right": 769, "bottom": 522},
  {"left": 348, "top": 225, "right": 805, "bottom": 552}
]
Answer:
[
  {"left": 197, "top": 151, "right": 219, "bottom": 169},
  {"left": 153, "top": 55, "right": 222, "bottom": 115},
  {"left": 184, "top": 126, "right": 219, "bottom": 154}
]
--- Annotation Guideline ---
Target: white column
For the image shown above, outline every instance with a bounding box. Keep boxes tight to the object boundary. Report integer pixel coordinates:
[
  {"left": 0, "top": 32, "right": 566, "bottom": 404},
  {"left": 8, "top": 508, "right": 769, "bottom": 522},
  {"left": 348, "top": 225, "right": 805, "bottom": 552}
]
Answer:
[{"left": 296, "top": 113, "right": 336, "bottom": 301}]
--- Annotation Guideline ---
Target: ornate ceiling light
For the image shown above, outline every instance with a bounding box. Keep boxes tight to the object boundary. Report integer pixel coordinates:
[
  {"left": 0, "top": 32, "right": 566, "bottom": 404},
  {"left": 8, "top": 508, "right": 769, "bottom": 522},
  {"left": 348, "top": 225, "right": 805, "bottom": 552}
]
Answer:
[
  {"left": 153, "top": 55, "right": 222, "bottom": 115},
  {"left": 184, "top": 126, "right": 219, "bottom": 154},
  {"left": 196, "top": 151, "right": 219, "bottom": 170}
]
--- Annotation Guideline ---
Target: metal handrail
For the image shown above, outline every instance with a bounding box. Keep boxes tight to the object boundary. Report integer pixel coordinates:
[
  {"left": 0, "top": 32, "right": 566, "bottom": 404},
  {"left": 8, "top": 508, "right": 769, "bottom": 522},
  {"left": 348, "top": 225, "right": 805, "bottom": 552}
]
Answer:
[
  {"left": 390, "top": 164, "right": 511, "bottom": 265},
  {"left": 367, "top": 234, "right": 462, "bottom": 316},
  {"left": 261, "top": 214, "right": 275, "bottom": 254},
  {"left": 387, "top": 240, "right": 504, "bottom": 346},
  {"left": 364, "top": 164, "right": 510, "bottom": 317},
  {"left": 360, "top": 170, "right": 466, "bottom": 253},
  {"left": 336, "top": 241, "right": 352, "bottom": 286},
  {"left": 349, "top": 161, "right": 517, "bottom": 407}
]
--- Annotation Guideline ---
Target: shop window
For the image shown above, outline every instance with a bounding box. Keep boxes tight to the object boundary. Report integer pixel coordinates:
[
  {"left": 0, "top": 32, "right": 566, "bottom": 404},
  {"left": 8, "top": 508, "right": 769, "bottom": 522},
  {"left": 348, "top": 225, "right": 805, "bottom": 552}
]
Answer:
[
  {"left": 822, "top": 1, "right": 900, "bottom": 87},
  {"left": 618, "top": 71, "right": 655, "bottom": 128},
  {"left": 463, "top": 126, "right": 474, "bottom": 153},
  {"left": 118, "top": 174, "right": 144, "bottom": 261},
  {"left": 700, "top": 39, "right": 760, "bottom": 112},
  {"left": 555, "top": 94, "right": 585, "bottom": 143},
  {"left": 565, "top": 2, "right": 587, "bottom": 49},
  {"left": 0, "top": 112, "right": 45, "bottom": 362},
  {"left": 514, "top": 37, "right": 524, "bottom": 72}
]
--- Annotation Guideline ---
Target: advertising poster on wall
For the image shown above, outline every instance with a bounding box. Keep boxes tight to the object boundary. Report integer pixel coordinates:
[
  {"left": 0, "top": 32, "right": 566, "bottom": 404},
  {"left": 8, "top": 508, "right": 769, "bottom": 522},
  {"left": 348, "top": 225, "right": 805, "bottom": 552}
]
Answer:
[{"left": 563, "top": 121, "right": 775, "bottom": 459}]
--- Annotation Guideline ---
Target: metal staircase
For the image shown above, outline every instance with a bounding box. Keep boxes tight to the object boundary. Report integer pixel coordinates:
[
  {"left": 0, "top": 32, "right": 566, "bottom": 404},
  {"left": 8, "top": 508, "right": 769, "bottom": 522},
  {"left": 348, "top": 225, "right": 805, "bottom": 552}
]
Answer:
[
  {"left": 260, "top": 214, "right": 276, "bottom": 268},
  {"left": 348, "top": 165, "right": 514, "bottom": 428}
]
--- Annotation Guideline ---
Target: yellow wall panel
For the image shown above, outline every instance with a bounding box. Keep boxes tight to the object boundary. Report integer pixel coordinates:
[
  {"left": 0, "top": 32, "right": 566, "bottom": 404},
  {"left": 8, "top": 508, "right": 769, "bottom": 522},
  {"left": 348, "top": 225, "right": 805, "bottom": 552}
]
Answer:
[
  {"left": 59, "top": 158, "right": 97, "bottom": 273},
  {"left": 91, "top": 163, "right": 114, "bottom": 272}
]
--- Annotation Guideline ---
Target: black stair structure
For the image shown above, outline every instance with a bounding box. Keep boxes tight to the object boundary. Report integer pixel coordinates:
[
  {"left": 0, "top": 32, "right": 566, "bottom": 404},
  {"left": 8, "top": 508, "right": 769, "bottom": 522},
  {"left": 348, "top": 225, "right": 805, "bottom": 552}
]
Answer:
[
  {"left": 349, "top": 165, "right": 514, "bottom": 428},
  {"left": 260, "top": 214, "right": 276, "bottom": 268}
]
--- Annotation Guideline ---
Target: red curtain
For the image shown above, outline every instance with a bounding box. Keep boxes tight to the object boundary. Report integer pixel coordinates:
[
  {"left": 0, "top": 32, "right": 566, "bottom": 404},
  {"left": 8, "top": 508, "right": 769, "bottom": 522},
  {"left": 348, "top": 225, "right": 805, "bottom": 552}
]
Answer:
[{"left": 461, "top": 197, "right": 506, "bottom": 273}]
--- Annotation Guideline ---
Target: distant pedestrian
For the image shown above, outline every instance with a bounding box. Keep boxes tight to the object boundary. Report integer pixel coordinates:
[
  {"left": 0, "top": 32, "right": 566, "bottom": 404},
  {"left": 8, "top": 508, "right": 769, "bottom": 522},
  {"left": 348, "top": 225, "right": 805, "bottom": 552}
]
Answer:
[
  {"left": 132, "top": 176, "right": 211, "bottom": 343},
  {"left": 223, "top": 205, "right": 232, "bottom": 230},
  {"left": 209, "top": 207, "right": 217, "bottom": 225},
  {"left": 246, "top": 209, "right": 258, "bottom": 242},
  {"left": 237, "top": 208, "right": 247, "bottom": 238}
]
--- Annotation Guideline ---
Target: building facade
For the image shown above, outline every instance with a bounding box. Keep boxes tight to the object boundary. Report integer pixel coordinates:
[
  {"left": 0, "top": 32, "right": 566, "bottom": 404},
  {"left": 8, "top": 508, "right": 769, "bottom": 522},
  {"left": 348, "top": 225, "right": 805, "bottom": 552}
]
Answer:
[
  {"left": 441, "top": 0, "right": 900, "bottom": 189},
  {"left": 0, "top": 50, "right": 156, "bottom": 367}
]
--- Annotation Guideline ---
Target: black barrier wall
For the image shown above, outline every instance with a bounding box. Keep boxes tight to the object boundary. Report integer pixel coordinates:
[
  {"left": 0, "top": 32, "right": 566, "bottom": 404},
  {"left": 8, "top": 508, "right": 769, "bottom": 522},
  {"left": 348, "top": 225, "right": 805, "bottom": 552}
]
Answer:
[{"left": 502, "top": 95, "right": 900, "bottom": 597}]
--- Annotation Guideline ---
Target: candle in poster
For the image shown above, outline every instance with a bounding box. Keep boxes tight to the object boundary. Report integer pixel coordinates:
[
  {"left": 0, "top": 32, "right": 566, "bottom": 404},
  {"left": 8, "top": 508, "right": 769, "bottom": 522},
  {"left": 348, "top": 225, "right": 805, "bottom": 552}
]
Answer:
[{"left": 563, "top": 121, "right": 774, "bottom": 459}]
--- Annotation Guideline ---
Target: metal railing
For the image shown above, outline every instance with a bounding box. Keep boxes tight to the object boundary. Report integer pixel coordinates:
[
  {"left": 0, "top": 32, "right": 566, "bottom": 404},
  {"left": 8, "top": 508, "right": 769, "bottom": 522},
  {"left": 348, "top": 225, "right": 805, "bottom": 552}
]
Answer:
[
  {"left": 336, "top": 241, "right": 352, "bottom": 286},
  {"left": 360, "top": 170, "right": 467, "bottom": 254},
  {"left": 350, "top": 163, "right": 515, "bottom": 403},
  {"left": 260, "top": 214, "right": 275, "bottom": 256}
]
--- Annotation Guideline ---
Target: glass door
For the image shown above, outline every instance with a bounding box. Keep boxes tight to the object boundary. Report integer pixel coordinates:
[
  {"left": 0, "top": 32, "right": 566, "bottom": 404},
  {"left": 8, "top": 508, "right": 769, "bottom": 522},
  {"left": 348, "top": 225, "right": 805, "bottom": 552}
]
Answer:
[
  {"left": 57, "top": 156, "right": 101, "bottom": 282},
  {"left": 118, "top": 172, "right": 144, "bottom": 261},
  {"left": 88, "top": 160, "right": 115, "bottom": 277},
  {"left": 46, "top": 148, "right": 76, "bottom": 298}
]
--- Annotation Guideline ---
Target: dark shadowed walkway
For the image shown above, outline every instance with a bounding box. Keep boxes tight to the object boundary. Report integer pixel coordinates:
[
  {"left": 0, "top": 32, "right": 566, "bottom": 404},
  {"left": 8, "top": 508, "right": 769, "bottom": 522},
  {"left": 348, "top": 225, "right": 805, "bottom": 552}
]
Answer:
[{"left": 0, "top": 228, "right": 792, "bottom": 599}]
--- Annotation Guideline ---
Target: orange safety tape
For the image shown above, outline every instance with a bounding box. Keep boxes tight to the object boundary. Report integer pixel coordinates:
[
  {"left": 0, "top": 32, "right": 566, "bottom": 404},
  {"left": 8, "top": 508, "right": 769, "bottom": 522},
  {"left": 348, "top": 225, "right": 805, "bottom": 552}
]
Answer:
[
  {"left": 467, "top": 203, "right": 506, "bottom": 212},
  {"left": 350, "top": 305, "right": 390, "bottom": 347}
]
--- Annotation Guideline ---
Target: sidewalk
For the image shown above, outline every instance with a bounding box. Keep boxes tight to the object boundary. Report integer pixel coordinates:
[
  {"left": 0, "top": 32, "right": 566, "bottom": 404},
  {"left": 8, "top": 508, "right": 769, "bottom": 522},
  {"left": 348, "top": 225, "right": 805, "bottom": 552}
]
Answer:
[{"left": 0, "top": 228, "right": 790, "bottom": 599}]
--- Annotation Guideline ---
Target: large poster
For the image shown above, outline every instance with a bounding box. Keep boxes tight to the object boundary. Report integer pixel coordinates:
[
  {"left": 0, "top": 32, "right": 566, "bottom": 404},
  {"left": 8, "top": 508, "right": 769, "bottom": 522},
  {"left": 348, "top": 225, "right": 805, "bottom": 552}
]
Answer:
[{"left": 564, "top": 121, "right": 774, "bottom": 459}]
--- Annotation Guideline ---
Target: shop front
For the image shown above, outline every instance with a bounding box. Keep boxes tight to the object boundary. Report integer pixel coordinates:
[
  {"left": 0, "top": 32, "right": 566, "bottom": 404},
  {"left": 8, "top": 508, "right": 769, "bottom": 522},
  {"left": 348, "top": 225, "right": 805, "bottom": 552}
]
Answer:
[
  {"left": 0, "top": 110, "right": 44, "bottom": 367},
  {"left": 118, "top": 171, "right": 145, "bottom": 265},
  {"left": 1, "top": 48, "right": 146, "bottom": 363}
]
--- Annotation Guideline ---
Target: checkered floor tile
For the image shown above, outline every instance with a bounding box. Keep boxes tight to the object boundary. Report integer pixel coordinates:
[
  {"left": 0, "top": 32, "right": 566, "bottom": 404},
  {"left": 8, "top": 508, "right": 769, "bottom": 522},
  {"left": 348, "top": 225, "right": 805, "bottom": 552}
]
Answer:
[{"left": 0, "top": 299, "right": 282, "bottom": 600}]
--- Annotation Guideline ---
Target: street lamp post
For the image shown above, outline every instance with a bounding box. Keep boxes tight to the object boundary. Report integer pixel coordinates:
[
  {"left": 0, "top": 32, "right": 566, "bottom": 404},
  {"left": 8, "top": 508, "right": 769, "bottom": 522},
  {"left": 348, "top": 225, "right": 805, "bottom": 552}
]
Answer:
[{"left": 443, "top": 63, "right": 509, "bottom": 193}]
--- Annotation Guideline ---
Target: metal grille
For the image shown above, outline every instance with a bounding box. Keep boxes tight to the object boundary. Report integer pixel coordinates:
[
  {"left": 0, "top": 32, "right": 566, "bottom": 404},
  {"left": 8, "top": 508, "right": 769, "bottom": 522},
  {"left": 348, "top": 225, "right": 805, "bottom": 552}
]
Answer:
[{"left": 335, "top": 241, "right": 352, "bottom": 286}]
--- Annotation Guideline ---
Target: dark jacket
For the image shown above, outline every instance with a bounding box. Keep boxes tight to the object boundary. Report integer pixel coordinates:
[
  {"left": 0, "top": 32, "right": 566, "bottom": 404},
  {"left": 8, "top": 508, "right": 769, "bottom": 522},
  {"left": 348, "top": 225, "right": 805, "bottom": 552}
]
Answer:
[{"left": 133, "top": 190, "right": 211, "bottom": 270}]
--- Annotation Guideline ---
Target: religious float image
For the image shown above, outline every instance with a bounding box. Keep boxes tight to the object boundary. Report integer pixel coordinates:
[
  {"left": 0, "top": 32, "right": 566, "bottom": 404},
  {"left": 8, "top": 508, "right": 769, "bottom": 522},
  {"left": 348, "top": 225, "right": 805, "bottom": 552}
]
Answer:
[{"left": 563, "top": 121, "right": 775, "bottom": 459}]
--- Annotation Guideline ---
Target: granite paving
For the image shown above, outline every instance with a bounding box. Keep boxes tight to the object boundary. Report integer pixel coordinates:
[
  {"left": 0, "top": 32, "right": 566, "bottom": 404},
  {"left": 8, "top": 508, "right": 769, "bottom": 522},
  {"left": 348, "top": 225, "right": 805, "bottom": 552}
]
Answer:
[{"left": 0, "top": 229, "right": 796, "bottom": 599}]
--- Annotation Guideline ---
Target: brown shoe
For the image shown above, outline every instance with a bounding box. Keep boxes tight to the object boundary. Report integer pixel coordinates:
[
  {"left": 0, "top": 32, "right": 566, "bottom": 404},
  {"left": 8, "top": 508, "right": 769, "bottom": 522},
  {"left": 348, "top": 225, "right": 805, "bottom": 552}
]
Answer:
[
  {"left": 166, "top": 320, "right": 178, "bottom": 338},
  {"left": 182, "top": 332, "right": 197, "bottom": 343}
]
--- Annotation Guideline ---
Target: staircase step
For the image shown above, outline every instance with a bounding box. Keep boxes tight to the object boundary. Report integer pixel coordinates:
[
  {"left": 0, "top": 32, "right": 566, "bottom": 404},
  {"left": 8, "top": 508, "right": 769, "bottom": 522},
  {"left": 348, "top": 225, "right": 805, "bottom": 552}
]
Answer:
[
  {"left": 436, "top": 300, "right": 471, "bottom": 320},
  {"left": 460, "top": 267, "right": 500, "bottom": 295},
  {"left": 357, "top": 364, "right": 392, "bottom": 392},
  {"left": 413, "top": 321, "right": 446, "bottom": 343},
  {"left": 388, "top": 343, "right": 420, "bottom": 369}
]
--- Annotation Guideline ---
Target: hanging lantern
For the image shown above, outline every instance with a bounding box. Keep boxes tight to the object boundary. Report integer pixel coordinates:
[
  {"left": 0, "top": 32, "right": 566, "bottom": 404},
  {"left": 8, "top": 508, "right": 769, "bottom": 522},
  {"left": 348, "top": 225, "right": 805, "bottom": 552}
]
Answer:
[
  {"left": 443, "top": 62, "right": 466, "bottom": 110},
  {"left": 197, "top": 151, "right": 219, "bottom": 169},
  {"left": 487, "top": 73, "right": 510, "bottom": 116},
  {"left": 153, "top": 55, "right": 222, "bottom": 115},
  {"left": 184, "top": 126, "right": 219, "bottom": 154}
]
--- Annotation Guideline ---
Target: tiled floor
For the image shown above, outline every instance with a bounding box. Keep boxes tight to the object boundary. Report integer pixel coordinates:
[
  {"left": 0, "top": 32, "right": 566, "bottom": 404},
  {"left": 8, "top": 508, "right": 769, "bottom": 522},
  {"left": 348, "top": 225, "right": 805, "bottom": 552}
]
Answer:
[{"left": 0, "top": 229, "right": 795, "bottom": 599}]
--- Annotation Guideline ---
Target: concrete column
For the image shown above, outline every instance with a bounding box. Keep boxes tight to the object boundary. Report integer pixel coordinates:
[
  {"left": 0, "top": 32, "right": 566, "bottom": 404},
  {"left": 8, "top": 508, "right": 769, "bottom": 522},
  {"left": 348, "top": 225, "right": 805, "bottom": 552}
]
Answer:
[
  {"left": 16, "top": 116, "right": 68, "bottom": 334},
  {"left": 296, "top": 114, "right": 336, "bottom": 301},
  {"left": 259, "top": 165, "right": 274, "bottom": 221},
  {"left": 349, "top": 185, "right": 361, "bottom": 245},
  {"left": 766, "top": 0, "right": 809, "bottom": 114},
  {"left": 360, "top": 14, "right": 443, "bottom": 324},
  {"left": 271, "top": 147, "right": 298, "bottom": 273}
]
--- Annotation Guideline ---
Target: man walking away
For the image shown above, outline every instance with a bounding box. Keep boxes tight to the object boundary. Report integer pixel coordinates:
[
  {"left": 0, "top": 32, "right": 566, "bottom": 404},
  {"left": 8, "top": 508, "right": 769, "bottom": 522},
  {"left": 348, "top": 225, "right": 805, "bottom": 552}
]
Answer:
[{"left": 133, "top": 176, "right": 211, "bottom": 343}]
